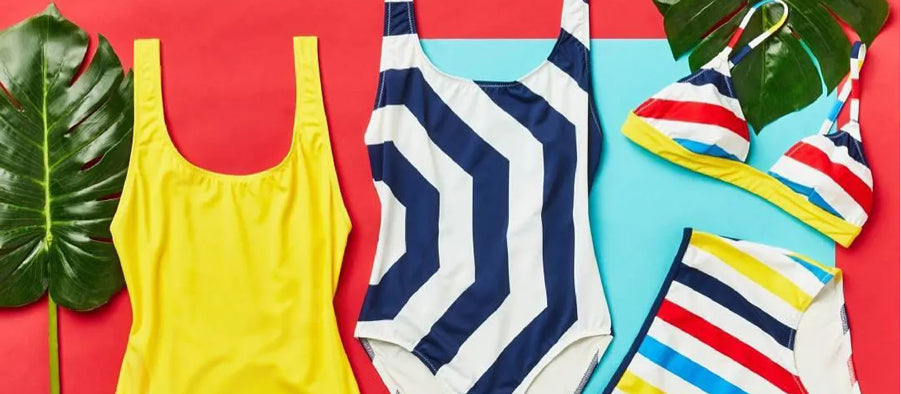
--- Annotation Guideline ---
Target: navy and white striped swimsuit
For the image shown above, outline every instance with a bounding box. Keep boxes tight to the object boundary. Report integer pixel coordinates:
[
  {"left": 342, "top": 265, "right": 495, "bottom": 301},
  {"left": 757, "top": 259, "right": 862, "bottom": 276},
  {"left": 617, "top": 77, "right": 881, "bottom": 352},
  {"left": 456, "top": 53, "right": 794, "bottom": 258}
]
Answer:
[{"left": 356, "top": 1, "right": 612, "bottom": 392}]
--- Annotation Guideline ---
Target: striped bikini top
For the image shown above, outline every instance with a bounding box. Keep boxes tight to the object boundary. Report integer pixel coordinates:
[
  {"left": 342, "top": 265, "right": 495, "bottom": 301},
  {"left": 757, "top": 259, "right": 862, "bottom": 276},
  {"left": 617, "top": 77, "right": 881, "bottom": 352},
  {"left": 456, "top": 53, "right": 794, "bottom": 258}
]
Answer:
[
  {"left": 622, "top": 0, "right": 872, "bottom": 247},
  {"left": 358, "top": 0, "right": 609, "bottom": 391}
]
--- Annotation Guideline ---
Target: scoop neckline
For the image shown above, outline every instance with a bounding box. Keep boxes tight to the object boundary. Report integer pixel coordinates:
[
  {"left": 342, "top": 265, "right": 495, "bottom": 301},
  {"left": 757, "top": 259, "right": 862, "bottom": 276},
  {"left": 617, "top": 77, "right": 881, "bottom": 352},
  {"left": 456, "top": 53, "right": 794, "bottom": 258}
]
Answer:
[
  {"left": 404, "top": 0, "right": 569, "bottom": 88},
  {"left": 411, "top": 31, "right": 566, "bottom": 88},
  {"left": 156, "top": 113, "right": 298, "bottom": 183},
  {"left": 154, "top": 44, "right": 301, "bottom": 183}
]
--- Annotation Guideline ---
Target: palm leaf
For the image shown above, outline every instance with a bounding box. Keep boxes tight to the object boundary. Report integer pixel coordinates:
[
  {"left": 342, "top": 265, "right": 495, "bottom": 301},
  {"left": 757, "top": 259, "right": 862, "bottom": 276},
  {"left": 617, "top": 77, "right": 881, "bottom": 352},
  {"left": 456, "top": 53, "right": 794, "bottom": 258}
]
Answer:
[
  {"left": 0, "top": 4, "right": 132, "bottom": 393},
  {"left": 656, "top": 0, "right": 888, "bottom": 130}
]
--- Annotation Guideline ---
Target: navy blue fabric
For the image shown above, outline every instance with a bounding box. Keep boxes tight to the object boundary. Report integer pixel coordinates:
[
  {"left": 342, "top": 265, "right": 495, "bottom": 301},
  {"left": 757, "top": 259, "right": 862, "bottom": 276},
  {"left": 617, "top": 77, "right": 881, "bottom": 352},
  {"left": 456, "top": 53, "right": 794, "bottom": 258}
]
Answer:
[
  {"left": 372, "top": 74, "right": 385, "bottom": 110},
  {"left": 547, "top": 28, "right": 602, "bottom": 186},
  {"left": 463, "top": 82, "right": 579, "bottom": 393},
  {"left": 588, "top": 79, "right": 603, "bottom": 187},
  {"left": 548, "top": 29, "right": 590, "bottom": 92},
  {"left": 369, "top": 68, "right": 512, "bottom": 371},
  {"left": 729, "top": 46, "right": 752, "bottom": 65},
  {"left": 674, "top": 264, "right": 796, "bottom": 347},
  {"left": 679, "top": 68, "right": 737, "bottom": 99},
  {"left": 384, "top": 1, "right": 416, "bottom": 36},
  {"left": 825, "top": 131, "right": 868, "bottom": 166},
  {"left": 851, "top": 41, "right": 863, "bottom": 58},
  {"left": 358, "top": 143, "right": 440, "bottom": 321}
]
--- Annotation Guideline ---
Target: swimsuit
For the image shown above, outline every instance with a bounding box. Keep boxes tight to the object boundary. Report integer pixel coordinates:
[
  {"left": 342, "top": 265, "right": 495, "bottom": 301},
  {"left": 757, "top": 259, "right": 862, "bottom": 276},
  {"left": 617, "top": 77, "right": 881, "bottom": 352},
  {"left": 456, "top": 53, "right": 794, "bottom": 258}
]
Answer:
[
  {"left": 113, "top": 38, "right": 358, "bottom": 393},
  {"left": 355, "top": 0, "right": 611, "bottom": 392},
  {"left": 605, "top": 228, "right": 860, "bottom": 394},
  {"left": 621, "top": 0, "right": 873, "bottom": 247}
]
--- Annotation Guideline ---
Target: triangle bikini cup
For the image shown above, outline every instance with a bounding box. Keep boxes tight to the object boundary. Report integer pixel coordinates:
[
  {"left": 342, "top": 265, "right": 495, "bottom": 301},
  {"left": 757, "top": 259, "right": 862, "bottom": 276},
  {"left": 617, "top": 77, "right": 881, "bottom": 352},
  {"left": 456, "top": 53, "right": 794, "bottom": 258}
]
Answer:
[{"left": 622, "top": 0, "right": 872, "bottom": 247}]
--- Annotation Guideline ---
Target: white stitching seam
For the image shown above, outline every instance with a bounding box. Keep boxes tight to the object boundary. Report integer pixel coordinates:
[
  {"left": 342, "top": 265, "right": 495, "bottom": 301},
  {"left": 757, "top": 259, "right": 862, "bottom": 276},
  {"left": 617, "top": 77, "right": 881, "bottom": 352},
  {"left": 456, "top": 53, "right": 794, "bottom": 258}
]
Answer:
[{"left": 406, "top": 1, "right": 414, "bottom": 35}]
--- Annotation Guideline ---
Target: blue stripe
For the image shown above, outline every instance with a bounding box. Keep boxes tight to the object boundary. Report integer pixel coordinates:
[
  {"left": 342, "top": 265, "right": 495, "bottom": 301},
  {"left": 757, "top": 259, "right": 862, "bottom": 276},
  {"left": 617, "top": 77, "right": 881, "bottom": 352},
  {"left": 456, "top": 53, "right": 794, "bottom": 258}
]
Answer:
[
  {"left": 674, "top": 138, "right": 741, "bottom": 161},
  {"left": 639, "top": 336, "right": 748, "bottom": 394},
  {"left": 602, "top": 228, "right": 694, "bottom": 394},
  {"left": 674, "top": 264, "right": 796, "bottom": 347},
  {"left": 769, "top": 172, "right": 845, "bottom": 219},
  {"left": 548, "top": 29, "right": 590, "bottom": 92},
  {"left": 384, "top": 1, "right": 416, "bottom": 36},
  {"left": 787, "top": 255, "right": 834, "bottom": 284},
  {"left": 547, "top": 28, "right": 602, "bottom": 186},
  {"left": 465, "top": 82, "right": 579, "bottom": 392},
  {"left": 824, "top": 131, "right": 868, "bottom": 166},
  {"left": 588, "top": 91, "right": 603, "bottom": 187},
  {"left": 730, "top": 45, "right": 753, "bottom": 65},
  {"left": 826, "top": 99, "right": 843, "bottom": 124},
  {"left": 851, "top": 41, "right": 863, "bottom": 58},
  {"left": 358, "top": 143, "right": 440, "bottom": 321},
  {"left": 376, "top": 68, "right": 512, "bottom": 372},
  {"left": 678, "top": 67, "right": 737, "bottom": 99}
]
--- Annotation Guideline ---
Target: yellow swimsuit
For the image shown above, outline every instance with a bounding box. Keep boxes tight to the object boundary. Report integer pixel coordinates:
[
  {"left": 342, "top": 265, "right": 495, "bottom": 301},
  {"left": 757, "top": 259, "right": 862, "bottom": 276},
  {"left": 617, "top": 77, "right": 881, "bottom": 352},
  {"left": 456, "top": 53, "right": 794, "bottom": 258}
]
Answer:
[{"left": 111, "top": 38, "right": 358, "bottom": 394}]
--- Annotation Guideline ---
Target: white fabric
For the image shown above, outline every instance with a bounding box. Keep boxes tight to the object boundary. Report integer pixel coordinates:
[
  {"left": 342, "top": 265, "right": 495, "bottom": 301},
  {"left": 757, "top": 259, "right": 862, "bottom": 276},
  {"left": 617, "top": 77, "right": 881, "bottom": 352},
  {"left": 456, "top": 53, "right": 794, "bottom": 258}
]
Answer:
[
  {"left": 770, "top": 156, "right": 868, "bottom": 226},
  {"left": 681, "top": 245, "right": 804, "bottom": 327},
  {"left": 368, "top": 181, "right": 407, "bottom": 285},
  {"left": 666, "top": 281, "right": 798, "bottom": 373},
  {"left": 360, "top": 105, "right": 476, "bottom": 349},
  {"left": 795, "top": 278, "right": 859, "bottom": 394}
]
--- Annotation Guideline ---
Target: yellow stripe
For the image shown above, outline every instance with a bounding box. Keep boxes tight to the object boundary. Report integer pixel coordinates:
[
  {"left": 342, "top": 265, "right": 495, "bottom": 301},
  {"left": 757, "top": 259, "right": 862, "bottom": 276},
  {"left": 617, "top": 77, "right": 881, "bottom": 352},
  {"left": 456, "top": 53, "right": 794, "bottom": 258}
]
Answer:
[
  {"left": 621, "top": 112, "right": 862, "bottom": 247},
  {"left": 616, "top": 371, "right": 667, "bottom": 394},
  {"left": 768, "top": 8, "right": 789, "bottom": 35},
  {"left": 691, "top": 231, "right": 812, "bottom": 310}
]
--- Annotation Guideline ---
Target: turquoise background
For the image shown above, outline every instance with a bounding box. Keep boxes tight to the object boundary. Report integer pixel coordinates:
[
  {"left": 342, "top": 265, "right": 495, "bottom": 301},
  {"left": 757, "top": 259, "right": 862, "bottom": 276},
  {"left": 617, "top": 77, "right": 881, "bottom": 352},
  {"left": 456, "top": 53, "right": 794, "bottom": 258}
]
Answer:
[{"left": 421, "top": 39, "right": 836, "bottom": 392}]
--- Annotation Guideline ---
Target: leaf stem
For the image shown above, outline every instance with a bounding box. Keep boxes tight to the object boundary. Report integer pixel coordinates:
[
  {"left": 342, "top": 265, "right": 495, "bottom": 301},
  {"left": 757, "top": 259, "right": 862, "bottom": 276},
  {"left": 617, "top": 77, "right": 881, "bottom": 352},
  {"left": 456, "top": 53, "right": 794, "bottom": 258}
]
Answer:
[
  {"left": 48, "top": 296, "right": 60, "bottom": 394},
  {"left": 41, "top": 19, "right": 53, "bottom": 247}
]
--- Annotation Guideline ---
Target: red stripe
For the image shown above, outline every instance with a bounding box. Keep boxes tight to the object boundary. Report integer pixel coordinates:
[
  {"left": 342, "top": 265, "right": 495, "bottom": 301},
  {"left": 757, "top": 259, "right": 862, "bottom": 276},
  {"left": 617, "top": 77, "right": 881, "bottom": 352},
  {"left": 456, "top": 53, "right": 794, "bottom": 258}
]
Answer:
[
  {"left": 658, "top": 299, "right": 806, "bottom": 394},
  {"left": 785, "top": 142, "right": 873, "bottom": 214},
  {"left": 727, "top": 28, "right": 744, "bottom": 48},
  {"left": 635, "top": 98, "right": 750, "bottom": 141},
  {"left": 852, "top": 79, "right": 861, "bottom": 100}
]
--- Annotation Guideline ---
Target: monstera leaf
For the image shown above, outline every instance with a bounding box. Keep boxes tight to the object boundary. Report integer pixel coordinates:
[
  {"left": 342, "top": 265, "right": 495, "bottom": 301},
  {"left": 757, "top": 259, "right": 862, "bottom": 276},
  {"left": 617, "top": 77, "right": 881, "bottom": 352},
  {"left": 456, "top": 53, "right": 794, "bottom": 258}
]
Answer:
[
  {"left": 655, "top": 0, "right": 888, "bottom": 130},
  {"left": 0, "top": 4, "right": 132, "bottom": 393}
]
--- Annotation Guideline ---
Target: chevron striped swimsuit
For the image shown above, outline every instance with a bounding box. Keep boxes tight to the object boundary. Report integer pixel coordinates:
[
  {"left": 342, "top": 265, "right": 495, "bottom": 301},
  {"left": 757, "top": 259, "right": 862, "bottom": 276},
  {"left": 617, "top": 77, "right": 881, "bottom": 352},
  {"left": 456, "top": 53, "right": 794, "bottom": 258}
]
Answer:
[{"left": 355, "top": 0, "right": 612, "bottom": 392}]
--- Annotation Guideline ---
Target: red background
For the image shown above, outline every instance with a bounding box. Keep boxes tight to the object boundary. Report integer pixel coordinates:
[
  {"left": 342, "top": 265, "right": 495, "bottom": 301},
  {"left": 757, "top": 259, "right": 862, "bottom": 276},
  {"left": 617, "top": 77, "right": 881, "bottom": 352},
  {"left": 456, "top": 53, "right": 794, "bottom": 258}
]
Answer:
[{"left": 0, "top": 1, "right": 897, "bottom": 393}]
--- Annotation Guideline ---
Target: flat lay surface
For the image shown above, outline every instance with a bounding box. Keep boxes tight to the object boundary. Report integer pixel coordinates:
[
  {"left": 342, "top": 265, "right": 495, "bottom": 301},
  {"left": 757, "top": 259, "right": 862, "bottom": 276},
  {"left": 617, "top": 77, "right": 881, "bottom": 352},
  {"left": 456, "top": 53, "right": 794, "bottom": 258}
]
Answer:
[{"left": 0, "top": 0, "right": 897, "bottom": 393}]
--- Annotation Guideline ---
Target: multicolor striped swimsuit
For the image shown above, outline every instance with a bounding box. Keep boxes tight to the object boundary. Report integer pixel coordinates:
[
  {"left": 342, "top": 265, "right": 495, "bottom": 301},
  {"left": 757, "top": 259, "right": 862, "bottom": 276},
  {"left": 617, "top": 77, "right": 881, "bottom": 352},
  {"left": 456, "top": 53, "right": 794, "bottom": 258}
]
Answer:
[
  {"left": 606, "top": 229, "right": 861, "bottom": 394},
  {"left": 355, "top": 0, "right": 611, "bottom": 392},
  {"left": 621, "top": 0, "right": 874, "bottom": 247}
]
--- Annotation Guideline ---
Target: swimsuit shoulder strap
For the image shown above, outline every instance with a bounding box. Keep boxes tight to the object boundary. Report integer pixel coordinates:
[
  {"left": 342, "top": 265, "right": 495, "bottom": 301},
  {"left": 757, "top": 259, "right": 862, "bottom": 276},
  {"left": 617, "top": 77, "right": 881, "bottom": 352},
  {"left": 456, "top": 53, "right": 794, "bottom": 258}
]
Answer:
[
  {"left": 383, "top": 0, "right": 417, "bottom": 38},
  {"left": 819, "top": 42, "right": 867, "bottom": 139},
  {"left": 292, "top": 37, "right": 327, "bottom": 141},
  {"left": 561, "top": 0, "right": 591, "bottom": 47},
  {"left": 376, "top": 0, "right": 420, "bottom": 76},
  {"left": 720, "top": 0, "right": 789, "bottom": 67},
  {"left": 133, "top": 39, "right": 166, "bottom": 148}
]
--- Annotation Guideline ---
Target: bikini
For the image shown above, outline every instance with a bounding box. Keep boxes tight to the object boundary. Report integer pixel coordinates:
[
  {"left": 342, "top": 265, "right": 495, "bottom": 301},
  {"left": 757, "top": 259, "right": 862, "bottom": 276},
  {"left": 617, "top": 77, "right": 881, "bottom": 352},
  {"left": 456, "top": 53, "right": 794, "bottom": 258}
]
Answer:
[
  {"left": 621, "top": 0, "right": 873, "bottom": 247},
  {"left": 605, "top": 228, "right": 860, "bottom": 394},
  {"left": 605, "top": 2, "right": 867, "bottom": 392},
  {"left": 355, "top": 0, "right": 611, "bottom": 392}
]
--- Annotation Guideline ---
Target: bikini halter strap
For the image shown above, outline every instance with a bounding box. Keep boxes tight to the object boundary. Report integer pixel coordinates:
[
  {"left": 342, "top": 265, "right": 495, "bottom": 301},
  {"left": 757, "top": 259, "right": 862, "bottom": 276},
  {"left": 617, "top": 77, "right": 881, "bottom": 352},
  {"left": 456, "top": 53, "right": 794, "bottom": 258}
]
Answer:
[
  {"left": 724, "top": 0, "right": 790, "bottom": 67},
  {"left": 818, "top": 42, "right": 867, "bottom": 135}
]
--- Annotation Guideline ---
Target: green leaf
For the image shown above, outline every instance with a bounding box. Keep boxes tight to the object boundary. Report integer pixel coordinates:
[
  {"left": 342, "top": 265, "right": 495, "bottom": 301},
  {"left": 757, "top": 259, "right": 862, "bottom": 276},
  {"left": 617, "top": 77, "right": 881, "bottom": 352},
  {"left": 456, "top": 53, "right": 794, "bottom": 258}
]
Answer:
[
  {"left": 690, "top": 5, "right": 822, "bottom": 132},
  {"left": 783, "top": 0, "right": 849, "bottom": 92},
  {"left": 821, "top": 0, "right": 890, "bottom": 44},
  {"left": 664, "top": 0, "right": 745, "bottom": 58},
  {"left": 654, "top": 0, "right": 682, "bottom": 15},
  {"left": 734, "top": 26, "right": 822, "bottom": 131},
  {"left": 656, "top": 0, "right": 888, "bottom": 130},
  {"left": 0, "top": 4, "right": 132, "bottom": 311}
]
